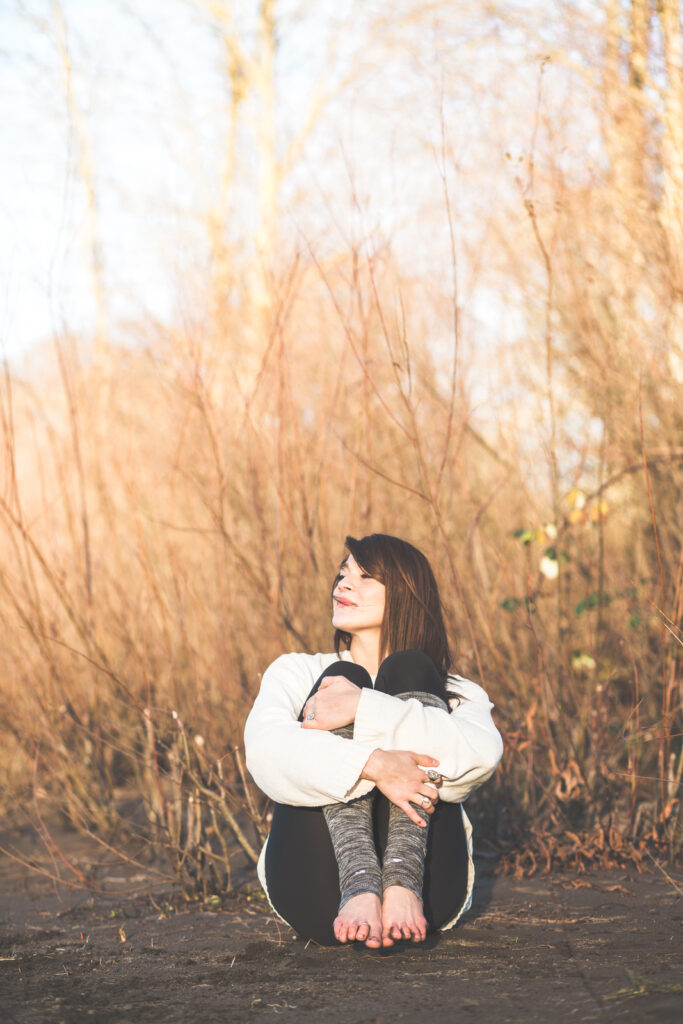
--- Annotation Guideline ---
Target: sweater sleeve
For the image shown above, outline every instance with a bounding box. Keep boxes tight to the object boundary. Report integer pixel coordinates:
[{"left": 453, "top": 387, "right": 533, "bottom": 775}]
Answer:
[
  {"left": 352, "top": 674, "right": 503, "bottom": 803},
  {"left": 243, "top": 653, "right": 378, "bottom": 806}
]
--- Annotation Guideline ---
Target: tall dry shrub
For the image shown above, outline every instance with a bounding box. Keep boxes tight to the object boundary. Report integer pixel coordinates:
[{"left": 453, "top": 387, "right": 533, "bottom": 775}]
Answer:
[
  {"left": 2, "top": 217, "right": 680, "bottom": 889},
  {"left": 480, "top": 0, "right": 683, "bottom": 866},
  {"left": 1, "top": 1, "right": 681, "bottom": 890}
]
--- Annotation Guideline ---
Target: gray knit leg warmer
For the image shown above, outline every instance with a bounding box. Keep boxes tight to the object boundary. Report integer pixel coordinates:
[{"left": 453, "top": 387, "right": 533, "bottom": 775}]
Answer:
[
  {"left": 323, "top": 690, "right": 449, "bottom": 910},
  {"left": 381, "top": 691, "right": 449, "bottom": 899},
  {"left": 323, "top": 724, "right": 381, "bottom": 909}
]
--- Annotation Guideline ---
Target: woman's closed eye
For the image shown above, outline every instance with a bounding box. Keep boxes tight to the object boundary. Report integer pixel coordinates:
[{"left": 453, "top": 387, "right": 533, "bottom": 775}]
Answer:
[{"left": 336, "top": 571, "right": 373, "bottom": 583}]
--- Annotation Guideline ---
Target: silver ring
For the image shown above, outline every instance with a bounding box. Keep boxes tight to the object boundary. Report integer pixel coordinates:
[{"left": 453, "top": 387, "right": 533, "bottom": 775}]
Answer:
[
  {"left": 305, "top": 711, "right": 315, "bottom": 721},
  {"left": 426, "top": 770, "right": 442, "bottom": 783},
  {"left": 421, "top": 796, "right": 431, "bottom": 808}
]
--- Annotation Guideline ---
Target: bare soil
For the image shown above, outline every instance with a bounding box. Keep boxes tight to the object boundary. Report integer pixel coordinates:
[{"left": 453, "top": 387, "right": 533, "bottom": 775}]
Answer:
[{"left": 1, "top": 824, "right": 681, "bottom": 1024}]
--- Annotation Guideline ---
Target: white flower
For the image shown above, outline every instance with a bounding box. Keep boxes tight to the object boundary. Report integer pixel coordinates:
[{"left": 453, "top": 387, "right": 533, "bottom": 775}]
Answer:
[{"left": 540, "top": 555, "right": 559, "bottom": 580}]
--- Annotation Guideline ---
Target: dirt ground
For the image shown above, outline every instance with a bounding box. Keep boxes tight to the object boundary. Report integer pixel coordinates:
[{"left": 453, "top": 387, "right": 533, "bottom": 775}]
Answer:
[{"left": 1, "top": 824, "right": 682, "bottom": 1024}]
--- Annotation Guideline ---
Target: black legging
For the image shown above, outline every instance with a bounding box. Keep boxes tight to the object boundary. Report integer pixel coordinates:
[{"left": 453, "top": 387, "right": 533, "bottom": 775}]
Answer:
[{"left": 264, "top": 650, "right": 469, "bottom": 945}]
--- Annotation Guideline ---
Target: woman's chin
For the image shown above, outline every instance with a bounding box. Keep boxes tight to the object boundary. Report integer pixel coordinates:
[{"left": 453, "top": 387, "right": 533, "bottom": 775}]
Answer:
[{"left": 332, "top": 610, "right": 362, "bottom": 632}]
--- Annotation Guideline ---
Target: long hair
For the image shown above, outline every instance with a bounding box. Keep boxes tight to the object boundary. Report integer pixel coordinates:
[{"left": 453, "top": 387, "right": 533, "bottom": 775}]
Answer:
[{"left": 333, "top": 534, "right": 452, "bottom": 678}]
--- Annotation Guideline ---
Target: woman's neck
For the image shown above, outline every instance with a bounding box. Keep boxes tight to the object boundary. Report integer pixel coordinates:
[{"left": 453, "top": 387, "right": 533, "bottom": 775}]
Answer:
[{"left": 349, "top": 632, "right": 381, "bottom": 676}]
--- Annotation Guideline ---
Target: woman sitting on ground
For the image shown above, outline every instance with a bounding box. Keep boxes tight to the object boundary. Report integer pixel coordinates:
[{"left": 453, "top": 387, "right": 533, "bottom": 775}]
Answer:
[{"left": 244, "top": 533, "right": 503, "bottom": 947}]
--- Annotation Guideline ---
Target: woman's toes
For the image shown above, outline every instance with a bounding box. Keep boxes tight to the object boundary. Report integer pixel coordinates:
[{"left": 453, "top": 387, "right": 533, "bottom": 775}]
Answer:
[
  {"left": 381, "top": 886, "right": 429, "bottom": 944},
  {"left": 336, "top": 894, "right": 383, "bottom": 946}
]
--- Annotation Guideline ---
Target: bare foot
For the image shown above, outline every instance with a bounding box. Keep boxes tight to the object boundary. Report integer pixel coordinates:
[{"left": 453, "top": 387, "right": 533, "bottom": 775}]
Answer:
[
  {"left": 334, "top": 892, "right": 383, "bottom": 947},
  {"left": 381, "top": 885, "right": 428, "bottom": 945}
]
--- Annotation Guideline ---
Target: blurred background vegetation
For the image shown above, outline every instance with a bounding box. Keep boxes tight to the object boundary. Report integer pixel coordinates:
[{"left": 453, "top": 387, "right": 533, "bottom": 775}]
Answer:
[{"left": 0, "top": 0, "right": 681, "bottom": 893}]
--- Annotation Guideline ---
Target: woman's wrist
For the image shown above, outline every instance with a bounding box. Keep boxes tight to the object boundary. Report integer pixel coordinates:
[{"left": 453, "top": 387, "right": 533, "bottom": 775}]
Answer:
[{"left": 360, "top": 748, "right": 385, "bottom": 782}]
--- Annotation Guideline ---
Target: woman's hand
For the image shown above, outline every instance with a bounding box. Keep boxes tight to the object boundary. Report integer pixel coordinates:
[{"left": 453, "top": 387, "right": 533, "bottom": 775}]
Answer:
[
  {"left": 301, "top": 676, "right": 362, "bottom": 731},
  {"left": 360, "top": 749, "right": 441, "bottom": 827}
]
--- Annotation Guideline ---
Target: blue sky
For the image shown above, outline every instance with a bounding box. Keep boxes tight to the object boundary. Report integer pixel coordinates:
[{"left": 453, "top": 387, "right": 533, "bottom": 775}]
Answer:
[{"left": 0, "top": 1, "right": 596, "bottom": 380}]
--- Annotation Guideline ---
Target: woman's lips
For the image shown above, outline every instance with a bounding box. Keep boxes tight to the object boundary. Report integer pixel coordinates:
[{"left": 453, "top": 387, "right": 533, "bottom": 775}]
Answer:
[{"left": 334, "top": 597, "right": 356, "bottom": 607}]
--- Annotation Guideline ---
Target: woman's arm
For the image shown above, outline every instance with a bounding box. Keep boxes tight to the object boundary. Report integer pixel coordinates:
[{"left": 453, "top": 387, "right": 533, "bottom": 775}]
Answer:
[
  {"left": 244, "top": 653, "right": 379, "bottom": 806},
  {"left": 352, "top": 675, "right": 503, "bottom": 803}
]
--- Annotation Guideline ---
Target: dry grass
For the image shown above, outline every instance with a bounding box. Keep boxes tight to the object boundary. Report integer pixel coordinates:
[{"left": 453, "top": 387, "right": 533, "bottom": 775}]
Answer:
[{"left": 0, "top": 234, "right": 680, "bottom": 891}]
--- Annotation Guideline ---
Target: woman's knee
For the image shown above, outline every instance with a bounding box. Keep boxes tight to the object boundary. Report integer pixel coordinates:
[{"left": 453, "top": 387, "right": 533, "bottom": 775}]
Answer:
[
  {"left": 298, "top": 660, "right": 373, "bottom": 721},
  {"left": 319, "top": 660, "right": 373, "bottom": 689},
  {"left": 376, "top": 650, "right": 447, "bottom": 700}
]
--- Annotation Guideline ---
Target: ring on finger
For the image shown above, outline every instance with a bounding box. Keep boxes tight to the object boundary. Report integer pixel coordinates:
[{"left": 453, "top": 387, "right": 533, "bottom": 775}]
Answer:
[{"left": 421, "top": 795, "right": 431, "bottom": 808}]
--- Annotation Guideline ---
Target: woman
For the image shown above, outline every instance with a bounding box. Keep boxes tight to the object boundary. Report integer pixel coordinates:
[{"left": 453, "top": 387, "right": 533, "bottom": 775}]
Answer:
[{"left": 244, "top": 534, "right": 502, "bottom": 948}]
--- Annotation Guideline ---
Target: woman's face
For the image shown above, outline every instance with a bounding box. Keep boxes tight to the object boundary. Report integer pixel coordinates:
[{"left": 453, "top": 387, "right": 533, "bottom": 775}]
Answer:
[{"left": 332, "top": 554, "right": 385, "bottom": 636}]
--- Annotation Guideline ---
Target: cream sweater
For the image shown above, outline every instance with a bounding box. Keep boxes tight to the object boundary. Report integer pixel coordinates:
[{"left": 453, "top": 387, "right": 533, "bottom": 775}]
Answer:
[{"left": 244, "top": 650, "right": 503, "bottom": 807}]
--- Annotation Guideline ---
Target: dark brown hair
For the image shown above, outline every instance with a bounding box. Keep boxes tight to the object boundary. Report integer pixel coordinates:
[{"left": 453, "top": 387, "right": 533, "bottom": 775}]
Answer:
[{"left": 333, "top": 534, "right": 452, "bottom": 678}]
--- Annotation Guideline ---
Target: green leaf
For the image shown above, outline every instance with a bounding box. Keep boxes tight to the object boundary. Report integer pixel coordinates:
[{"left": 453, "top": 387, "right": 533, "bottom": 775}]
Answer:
[
  {"left": 575, "top": 591, "right": 612, "bottom": 616},
  {"left": 512, "top": 528, "right": 536, "bottom": 545}
]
